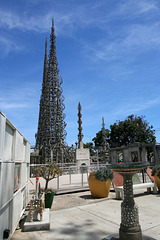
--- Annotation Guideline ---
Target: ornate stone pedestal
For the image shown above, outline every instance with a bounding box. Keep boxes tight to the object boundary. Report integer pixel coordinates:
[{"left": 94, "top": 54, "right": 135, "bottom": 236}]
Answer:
[
  {"left": 119, "top": 174, "right": 142, "bottom": 240},
  {"left": 108, "top": 162, "right": 154, "bottom": 240}
]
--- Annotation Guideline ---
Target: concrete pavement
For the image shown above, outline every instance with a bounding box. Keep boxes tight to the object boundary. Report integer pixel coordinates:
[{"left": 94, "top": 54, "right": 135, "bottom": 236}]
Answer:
[{"left": 12, "top": 191, "right": 160, "bottom": 240}]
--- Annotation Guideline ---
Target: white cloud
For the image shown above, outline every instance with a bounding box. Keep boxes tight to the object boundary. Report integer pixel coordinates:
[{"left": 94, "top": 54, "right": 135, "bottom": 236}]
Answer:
[
  {"left": 112, "top": 0, "right": 159, "bottom": 19},
  {"left": 0, "top": 85, "right": 39, "bottom": 111},
  {"left": 0, "top": 9, "right": 50, "bottom": 32},
  {"left": 138, "top": 1, "right": 159, "bottom": 13},
  {"left": 0, "top": 102, "right": 28, "bottom": 109},
  {"left": 0, "top": 11, "right": 22, "bottom": 29},
  {"left": 0, "top": 0, "right": 159, "bottom": 37},
  {"left": 0, "top": 9, "right": 44, "bottom": 32},
  {"left": 0, "top": 8, "right": 84, "bottom": 35},
  {"left": 109, "top": 97, "right": 160, "bottom": 118},
  {"left": 83, "top": 21, "right": 160, "bottom": 63},
  {"left": 0, "top": 36, "right": 22, "bottom": 56},
  {"left": 124, "top": 23, "right": 160, "bottom": 48}
]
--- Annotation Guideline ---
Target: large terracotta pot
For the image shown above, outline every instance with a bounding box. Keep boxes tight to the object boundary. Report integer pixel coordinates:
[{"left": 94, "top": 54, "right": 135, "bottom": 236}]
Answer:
[
  {"left": 154, "top": 170, "right": 160, "bottom": 191},
  {"left": 88, "top": 172, "right": 111, "bottom": 198}
]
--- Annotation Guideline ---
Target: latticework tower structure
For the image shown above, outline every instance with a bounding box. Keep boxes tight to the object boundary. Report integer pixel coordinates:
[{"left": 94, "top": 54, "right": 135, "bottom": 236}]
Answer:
[
  {"left": 36, "top": 19, "right": 67, "bottom": 163},
  {"left": 101, "top": 117, "right": 110, "bottom": 162},
  {"left": 102, "top": 117, "right": 107, "bottom": 151}
]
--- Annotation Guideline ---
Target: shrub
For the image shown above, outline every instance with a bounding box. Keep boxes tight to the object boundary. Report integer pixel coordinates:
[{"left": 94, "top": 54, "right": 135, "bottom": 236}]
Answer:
[
  {"left": 151, "top": 165, "right": 160, "bottom": 179},
  {"left": 36, "top": 162, "right": 61, "bottom": 191},
  {"left": 94, "top": 167, "right": 114, "bottom": 182}
]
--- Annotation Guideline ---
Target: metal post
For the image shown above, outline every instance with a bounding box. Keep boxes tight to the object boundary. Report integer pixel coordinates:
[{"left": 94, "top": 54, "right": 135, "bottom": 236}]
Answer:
[
  {"left": 36, "top": 174, "right": 39, "bottom": 199},
  {"left": 69, "top": 168, "right": 71, "bottom": 185},
  {"left": 30, "top": 200, "right": 34, "bottom": 222},
  {"left": 40, "top": 199, "right": 43, "bottom": 221},
  {"left": 144, "top": 169, "right": 146, "bottom": 182},
  {"left": 81, "top": 169, "right": 83, "bottom": 186},
  {"left": 57, "top": 174, "right": 60, "bottom": 190},
  {"left": 142, "top": 170, "right": 145, "bottom": 183}
]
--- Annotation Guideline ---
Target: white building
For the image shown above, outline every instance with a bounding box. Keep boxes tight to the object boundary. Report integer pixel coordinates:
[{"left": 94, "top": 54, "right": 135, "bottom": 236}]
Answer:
[{"left": 0, "top": 112, "right": 30, "bottom": 239}]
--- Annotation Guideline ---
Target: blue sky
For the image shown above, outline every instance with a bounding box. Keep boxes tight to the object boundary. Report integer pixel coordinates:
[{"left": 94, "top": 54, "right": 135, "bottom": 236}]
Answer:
[{"left": 0, "top": 0, "right": 160, "bottom": 146}]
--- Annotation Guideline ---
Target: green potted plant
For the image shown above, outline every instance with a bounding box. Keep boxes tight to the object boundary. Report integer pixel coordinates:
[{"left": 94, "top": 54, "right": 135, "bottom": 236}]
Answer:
[
  {"left": 36, "top": 162, "right": 61, "bottom": 208},
  {"left": 151, "top": 165, "right": 160, "bottom": 191},
  {"left": 88, "top": 167, "right": 114, "bottom": 198}
]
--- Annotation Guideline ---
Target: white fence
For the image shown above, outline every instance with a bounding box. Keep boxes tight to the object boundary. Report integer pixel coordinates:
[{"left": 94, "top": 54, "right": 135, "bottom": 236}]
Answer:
[
  {"left": 29, "top": 164, "right": 150, "bottom": 194},
  {"left": 30, "top": 164, "right": 107, "bottom": 193}
]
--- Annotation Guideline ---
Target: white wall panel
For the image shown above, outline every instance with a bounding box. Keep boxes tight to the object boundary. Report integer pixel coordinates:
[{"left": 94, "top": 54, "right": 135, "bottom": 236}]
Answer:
[
  {"left": 27, "top": 163, "right": 30, "bottom": 180},
  {"left": 0, "top": 163, "right": 2, "bottom": 208},
  {"left": 22, "top": 140, "right": 26, "bottom": 162},
  {"left": 4, "top": 124, "right": 14, "bottom": 161},
  {"left": 14, "top": 131, "right": 23, "bottom": 161},
  {"left": 0, "top": 205, "right": 9, "bottom": 240},
  {"left": 25, "top": 141, "right": 30, "bottom": 163},
  {"left": 0, "top": 113, "right": 6, "bottom": 160},
  {"left": 1, "top": 163, "right": 14, "bottom": 206},
  {"left": 20, "top": 163, "right": 27, "bottom": 187},
  {"left": 12, "top": 191, "right": 23, "bottom": 233}
]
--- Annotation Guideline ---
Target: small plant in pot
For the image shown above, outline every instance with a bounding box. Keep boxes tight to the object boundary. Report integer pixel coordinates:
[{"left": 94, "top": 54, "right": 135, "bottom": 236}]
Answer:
[
  {"left": 88, "top": 167, "right": 114, "bottom": 198},
  {"left": 36, "top": 162, "right": 61, "bottom": 208},
  {"left": 151, "top": 165, "right": 160, "bottom": 191}
]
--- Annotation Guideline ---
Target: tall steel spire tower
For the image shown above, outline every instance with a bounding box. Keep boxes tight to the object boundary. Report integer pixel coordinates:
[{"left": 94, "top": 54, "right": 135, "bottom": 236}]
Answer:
[
  {"left": 36, "top": 19, "right": 67, "bottom": 162},
  {"left": 36, "top": 38, "right": 48, "bottom": 150}
]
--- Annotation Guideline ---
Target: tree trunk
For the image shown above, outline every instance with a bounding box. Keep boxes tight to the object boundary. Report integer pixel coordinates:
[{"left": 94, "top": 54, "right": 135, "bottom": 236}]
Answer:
[{"left": 45, "top": 179, "right": 49, "bottom": 191}]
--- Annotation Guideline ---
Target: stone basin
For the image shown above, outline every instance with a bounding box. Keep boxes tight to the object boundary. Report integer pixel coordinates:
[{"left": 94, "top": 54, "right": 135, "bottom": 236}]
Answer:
[{"left": 109, "top": 161, "right": 149, "bottom": 175}]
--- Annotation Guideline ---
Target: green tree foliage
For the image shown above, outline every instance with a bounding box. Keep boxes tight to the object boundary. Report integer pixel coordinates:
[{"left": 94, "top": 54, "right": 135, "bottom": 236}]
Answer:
[
  {"left": 92, "top": 129, "right": 110, "bottom": 148},
  {"left": 92, "top": 115, "right": 156, "bottom": 148},
  {"left": 110, "top": 115, "right": 156, "bottom": 147},
  {"left": 36, "top": 162, "right": 61, "bottom": 191},
  {"left": 84, "top": 142, "right": 95, "bottom": 155}
]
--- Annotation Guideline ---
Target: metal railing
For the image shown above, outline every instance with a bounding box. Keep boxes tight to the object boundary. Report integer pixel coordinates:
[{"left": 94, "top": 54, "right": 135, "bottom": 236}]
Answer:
[
  {"left": 30, "top": 164, "right": 107, "bottom": 193},
  {"left": 29, "top": 163, "right": 151, "bottom": 194}
]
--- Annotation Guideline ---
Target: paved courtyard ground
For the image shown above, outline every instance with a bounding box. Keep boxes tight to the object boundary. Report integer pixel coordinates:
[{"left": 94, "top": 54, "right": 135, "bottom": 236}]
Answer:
[{"left": 12, "top": 190, "right": 160, "bottom": 240}]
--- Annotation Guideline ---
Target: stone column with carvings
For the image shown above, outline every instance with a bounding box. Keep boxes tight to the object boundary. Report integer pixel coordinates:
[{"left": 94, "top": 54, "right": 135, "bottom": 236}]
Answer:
[
  {"left": 110, "top": 162, "right": 150, "bottom": 240},
  {"left": 78, "top": 102, "right": 84, "bottom": 148},
  {"left": 119, "top": 173, "right": 142, "bottom": 240}
]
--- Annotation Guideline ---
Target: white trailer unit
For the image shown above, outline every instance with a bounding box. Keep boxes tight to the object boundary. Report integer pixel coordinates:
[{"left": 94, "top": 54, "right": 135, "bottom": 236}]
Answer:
[{"left": 0, "top": 111, "right": 30, "bottom": 239}]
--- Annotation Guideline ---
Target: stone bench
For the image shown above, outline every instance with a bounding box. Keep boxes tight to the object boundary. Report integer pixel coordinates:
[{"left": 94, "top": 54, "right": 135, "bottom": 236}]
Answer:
[{"left": 115, "top": 182, "right": 157, "bottom": 200}]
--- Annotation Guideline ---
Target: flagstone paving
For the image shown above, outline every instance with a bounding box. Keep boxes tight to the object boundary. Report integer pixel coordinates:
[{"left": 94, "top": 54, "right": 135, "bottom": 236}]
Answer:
[{"left": 12, "top": 190, "right": 160, "bottom": 240}]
